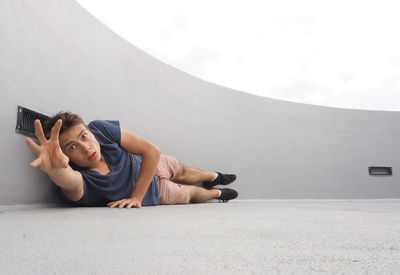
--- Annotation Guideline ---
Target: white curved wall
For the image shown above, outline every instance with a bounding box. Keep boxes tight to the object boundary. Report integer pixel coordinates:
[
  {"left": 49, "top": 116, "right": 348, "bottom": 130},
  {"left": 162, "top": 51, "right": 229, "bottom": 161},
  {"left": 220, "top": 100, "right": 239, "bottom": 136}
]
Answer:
[{"left": 1, "top": 0, "right": 399, "bottom": 204}]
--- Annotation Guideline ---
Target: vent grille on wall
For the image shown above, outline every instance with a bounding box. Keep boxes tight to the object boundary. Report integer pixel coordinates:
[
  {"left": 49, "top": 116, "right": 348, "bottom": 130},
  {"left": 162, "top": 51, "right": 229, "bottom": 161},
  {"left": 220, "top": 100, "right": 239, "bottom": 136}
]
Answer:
[
  {"left": 15, "top": 106, "right": 49, "bottom": 138},
  {"left": 368, "top": 166, "right": 392, "bottom": 176}
]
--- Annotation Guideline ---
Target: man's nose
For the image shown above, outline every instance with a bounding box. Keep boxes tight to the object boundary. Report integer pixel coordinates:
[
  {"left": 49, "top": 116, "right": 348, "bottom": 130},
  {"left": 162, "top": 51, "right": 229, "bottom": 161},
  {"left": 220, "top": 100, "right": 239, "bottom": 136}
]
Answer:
[{"left": 82, "top": 142, "right": 90, "bottom": 152}]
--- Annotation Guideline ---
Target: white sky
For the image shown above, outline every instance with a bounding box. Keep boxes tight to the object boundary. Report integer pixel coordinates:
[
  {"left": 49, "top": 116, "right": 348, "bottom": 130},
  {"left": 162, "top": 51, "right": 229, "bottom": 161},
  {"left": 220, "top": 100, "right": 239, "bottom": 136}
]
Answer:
[{"left": 77, "top": 0, "right": 400, "bottom": 111}]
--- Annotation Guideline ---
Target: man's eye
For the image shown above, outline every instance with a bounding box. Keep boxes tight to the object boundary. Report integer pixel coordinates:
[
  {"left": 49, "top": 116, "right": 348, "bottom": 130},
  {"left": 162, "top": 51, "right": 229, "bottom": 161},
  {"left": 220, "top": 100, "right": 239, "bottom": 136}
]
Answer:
[
  {"left": 70, "top": 145, "right": 76, "bottom": 150},
  {"left": 82, "top": 133, "right": 88, "bottom": 139}
]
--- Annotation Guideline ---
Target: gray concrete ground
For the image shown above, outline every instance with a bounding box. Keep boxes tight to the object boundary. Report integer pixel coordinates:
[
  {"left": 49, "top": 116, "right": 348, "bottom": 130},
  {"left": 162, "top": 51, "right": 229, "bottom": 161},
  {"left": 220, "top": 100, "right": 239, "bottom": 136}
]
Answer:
[{"left": 1, "top": 200, "right": 399, "bottom": 274}]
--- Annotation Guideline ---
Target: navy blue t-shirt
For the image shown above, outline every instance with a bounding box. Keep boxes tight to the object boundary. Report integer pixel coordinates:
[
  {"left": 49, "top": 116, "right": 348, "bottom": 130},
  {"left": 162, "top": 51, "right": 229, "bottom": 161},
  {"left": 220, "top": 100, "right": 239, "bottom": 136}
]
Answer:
[{"left": 64, "top": 120, "right": 159, "bottom": 207}]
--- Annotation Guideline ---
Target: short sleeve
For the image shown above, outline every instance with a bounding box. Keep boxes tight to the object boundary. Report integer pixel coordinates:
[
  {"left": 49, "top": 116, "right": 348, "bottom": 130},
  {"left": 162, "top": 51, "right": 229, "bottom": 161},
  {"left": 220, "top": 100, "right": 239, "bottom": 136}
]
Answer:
[{"left": 87, "top": 120, "right": 121, "bottom": 145}]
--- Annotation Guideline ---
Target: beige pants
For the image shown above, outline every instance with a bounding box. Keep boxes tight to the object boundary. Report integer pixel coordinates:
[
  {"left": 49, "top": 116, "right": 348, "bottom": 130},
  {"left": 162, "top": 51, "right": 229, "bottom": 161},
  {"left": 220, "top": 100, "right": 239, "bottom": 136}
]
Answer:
[{"left": 155, "top": 154, "right": 190, "bottom": 205}]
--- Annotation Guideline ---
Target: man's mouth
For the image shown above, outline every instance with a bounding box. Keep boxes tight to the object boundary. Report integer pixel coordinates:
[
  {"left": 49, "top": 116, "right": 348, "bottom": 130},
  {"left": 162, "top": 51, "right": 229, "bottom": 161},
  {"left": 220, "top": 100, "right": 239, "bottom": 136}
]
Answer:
[{"left": 88, "top": 152, "right": 97, "bottom": 161}]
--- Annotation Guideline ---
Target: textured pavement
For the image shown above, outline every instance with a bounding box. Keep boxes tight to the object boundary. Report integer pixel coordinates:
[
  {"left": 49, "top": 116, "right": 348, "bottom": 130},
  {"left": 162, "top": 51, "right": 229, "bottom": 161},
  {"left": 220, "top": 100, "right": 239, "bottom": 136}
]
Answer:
[{"left": 1, "top": 200, "right": 399, "bottom": 274}]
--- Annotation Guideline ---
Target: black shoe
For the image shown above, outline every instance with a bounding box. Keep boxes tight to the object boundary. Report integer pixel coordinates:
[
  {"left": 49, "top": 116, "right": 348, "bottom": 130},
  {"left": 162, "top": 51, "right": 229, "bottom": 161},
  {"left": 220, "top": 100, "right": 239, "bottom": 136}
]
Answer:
[
  {"left": 203, "top": 172, "right": 237, "bottom": 189},
  {"left": 217, "top": 188, "right": 238, "bottom": 203}
]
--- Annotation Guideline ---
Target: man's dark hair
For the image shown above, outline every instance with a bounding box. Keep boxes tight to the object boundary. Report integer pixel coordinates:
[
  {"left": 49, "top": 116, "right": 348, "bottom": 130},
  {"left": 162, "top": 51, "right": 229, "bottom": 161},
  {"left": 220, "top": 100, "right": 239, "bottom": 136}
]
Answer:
[{"left": 43, "top": 112, "right": 86, "bottom": 139}]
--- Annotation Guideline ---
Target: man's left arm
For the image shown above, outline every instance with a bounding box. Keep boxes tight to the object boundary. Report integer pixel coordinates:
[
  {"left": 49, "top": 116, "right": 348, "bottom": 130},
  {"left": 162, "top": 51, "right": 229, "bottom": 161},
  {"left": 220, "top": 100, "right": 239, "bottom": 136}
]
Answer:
[{"left": 107, "top": 128, "right": 161, "bottom": 208}]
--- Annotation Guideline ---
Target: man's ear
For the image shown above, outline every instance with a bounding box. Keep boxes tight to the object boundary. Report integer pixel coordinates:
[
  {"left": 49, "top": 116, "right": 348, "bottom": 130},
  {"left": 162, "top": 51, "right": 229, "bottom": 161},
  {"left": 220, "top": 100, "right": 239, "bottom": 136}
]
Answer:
[
  {"left": 59, "top": 140, "right": 67, "bottom": 155},
  {"left": 58, "top": 134, "right": 65, "bottom": 150}
]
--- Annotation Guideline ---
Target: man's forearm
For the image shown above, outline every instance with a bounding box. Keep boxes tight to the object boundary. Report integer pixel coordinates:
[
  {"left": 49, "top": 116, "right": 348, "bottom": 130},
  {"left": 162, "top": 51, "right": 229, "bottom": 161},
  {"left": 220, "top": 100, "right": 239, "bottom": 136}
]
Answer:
[
  {"left": 130, "top": 148, "right": 161, "bottom": 201},
  {"left": 47, "top": 165, "right": 83, "bottom": 191}
]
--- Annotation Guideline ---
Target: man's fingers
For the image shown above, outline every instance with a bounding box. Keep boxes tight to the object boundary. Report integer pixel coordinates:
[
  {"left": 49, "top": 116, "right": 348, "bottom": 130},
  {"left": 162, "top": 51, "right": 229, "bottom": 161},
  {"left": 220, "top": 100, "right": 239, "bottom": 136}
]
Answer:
[
  {"left": 61, "top": 156, "right": 69, "bottom": 169},
  {"left": 50, "top": 119, "right": 62, "bottom": 142},
  {"left": 118, "top": 200, "right": 128, "bottom": 208},
  {"left": 107, "top": 199, "right": 141, "bottom": 208},
  {"left": 34, "top": 120, "right": 47, "bottom": 144},
  {"left": 127, "top": 202, "right": 141, "bottom": 209},
  {"left": 29, "top": 157, "right": 42, "bottom": 168},
  {"left": 25, "top": 137, "right": 40, "bottom": 154},
  {"left": 107, "top": 200, "right": 120, "bottom": 208}
]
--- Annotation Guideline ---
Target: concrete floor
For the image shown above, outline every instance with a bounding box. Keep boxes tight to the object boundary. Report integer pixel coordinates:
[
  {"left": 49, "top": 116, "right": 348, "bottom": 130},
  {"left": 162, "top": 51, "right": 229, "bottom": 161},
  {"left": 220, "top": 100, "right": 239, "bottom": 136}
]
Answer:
[{"left": 1, "top": 200, "right": 399, "bottom": 274}]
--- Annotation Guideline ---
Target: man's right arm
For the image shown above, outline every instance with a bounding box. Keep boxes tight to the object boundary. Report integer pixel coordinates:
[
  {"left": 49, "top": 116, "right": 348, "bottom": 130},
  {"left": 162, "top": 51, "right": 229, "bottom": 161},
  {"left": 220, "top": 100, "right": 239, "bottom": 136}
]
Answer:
[
  {"left": 47, "top": 166, "right": 84, "bottom": 201},
  {"left": 25, "top": 119, "right": 84, "bottom": 202}
]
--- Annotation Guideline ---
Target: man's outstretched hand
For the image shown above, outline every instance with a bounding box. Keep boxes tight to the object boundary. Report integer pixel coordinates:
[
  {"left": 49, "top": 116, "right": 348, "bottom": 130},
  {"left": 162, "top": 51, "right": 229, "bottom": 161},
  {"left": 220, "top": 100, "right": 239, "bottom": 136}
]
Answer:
[
  {"left": 107, "top": 197, "right": 142, "bottom": 209},
  {"left": 25, "top": 119, "right": 70, "bottom": 174}
]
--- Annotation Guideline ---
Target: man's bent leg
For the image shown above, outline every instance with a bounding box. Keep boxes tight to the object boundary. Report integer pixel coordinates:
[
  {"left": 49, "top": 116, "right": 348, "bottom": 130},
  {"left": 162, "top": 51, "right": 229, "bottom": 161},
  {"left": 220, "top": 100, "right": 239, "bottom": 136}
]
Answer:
[
  {"left": 156, "top": 154, "right": 237, "bottom": 191},
  {"left": 181, "top": 185, "right": 220, "bottom": 203},
  {"left": 174, "top": 164, "right": 216, "bottom": 185}
]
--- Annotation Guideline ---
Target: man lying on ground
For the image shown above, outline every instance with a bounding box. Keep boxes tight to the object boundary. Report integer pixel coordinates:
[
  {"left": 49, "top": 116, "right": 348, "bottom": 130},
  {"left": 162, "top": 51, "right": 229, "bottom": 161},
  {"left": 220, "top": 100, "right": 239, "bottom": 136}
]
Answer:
[{"left": 25, "top": 112, "right": 238, "bottom": 208}]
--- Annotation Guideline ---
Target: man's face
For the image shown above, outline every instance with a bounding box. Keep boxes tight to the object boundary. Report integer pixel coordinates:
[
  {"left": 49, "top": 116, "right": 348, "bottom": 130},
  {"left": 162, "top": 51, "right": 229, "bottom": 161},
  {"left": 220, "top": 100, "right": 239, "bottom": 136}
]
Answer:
[{"left": 59, "top": 123, "right": 101, "bottom": 169}]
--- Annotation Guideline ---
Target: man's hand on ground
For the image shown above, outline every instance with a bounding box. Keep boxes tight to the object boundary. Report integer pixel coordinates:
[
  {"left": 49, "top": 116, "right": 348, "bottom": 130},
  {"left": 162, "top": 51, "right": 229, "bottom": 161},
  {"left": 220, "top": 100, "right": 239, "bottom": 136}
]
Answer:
[
  {"left": 107, "top": 198, "right": 142, "bottom": 209},
  {"left": 25, "top": 119, "right": 69, "bottom": 174}
]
